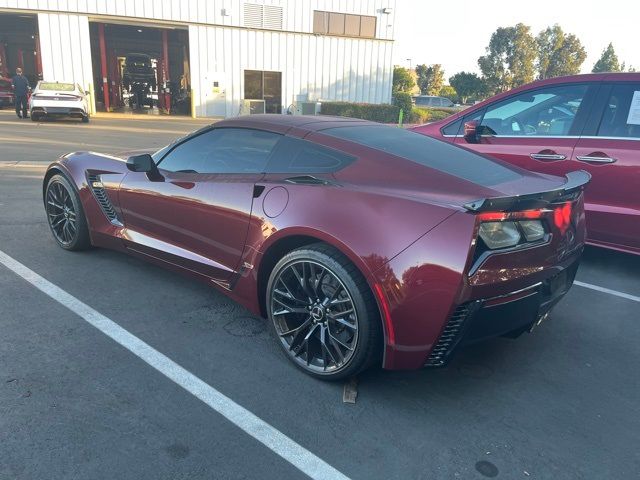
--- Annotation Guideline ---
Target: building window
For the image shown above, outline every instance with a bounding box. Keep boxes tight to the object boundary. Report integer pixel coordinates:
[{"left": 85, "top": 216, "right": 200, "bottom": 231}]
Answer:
[
  {"left": 244, "top": 3, "right": 283, "bottom": 30},
  {"left": 313, "top": 11, "right": 376, "bottom": 38},
  {"left": 244, "top": 70, "right": 282, "bottom": 114}
]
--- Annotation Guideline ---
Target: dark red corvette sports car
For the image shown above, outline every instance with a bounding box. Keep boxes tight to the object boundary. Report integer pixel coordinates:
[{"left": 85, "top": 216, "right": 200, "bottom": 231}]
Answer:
[{"left": 43, "top": 115, "right": 590, "bottom": 379}]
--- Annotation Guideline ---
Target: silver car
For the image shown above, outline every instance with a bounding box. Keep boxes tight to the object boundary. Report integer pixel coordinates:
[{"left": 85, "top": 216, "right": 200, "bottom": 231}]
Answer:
[{"left": 29, "top": 81, "right": 90, "bottom": 123}]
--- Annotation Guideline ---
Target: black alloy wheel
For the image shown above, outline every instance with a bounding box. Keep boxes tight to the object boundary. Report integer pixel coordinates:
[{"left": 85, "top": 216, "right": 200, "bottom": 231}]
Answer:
[
  {"left": 267, "top": 244, "right": 381, "bottom": 380},
  {"left": 45, "top": 174, "right": 91, "bottom": 251}
]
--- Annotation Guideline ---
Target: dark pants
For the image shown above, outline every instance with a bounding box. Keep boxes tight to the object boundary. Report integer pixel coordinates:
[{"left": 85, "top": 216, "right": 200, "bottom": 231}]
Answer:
[{"left": 15, "top": 95, "right": 28, "bottom": 118}]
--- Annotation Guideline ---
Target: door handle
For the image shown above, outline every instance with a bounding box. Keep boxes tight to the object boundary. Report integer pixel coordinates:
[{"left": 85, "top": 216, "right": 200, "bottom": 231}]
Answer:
[
  {"left": 529, "top": 153, "right": 566, "bottom": 161},
  {"left": 576, "top": 155, "right": 616, "bottom": 164}
]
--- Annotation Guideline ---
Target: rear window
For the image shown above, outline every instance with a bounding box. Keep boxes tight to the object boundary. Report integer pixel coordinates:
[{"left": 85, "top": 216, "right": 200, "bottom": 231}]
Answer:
[
  {"left": 266, "top": 136, "right": 355, "bottom": 173},
  {"left": 322, "top": 125, "right": 522, "bottom": 186},
  {"left": 39, "top": 82, "right": 75, "bottom": 91}
]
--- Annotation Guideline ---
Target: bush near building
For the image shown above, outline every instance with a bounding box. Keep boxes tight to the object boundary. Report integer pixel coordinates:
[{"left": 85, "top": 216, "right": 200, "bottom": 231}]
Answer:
[
  {"left": 319, "top": 101, "right": 454, "bottom": 125},
  {"left": 320, "top": 101, "right": 401, "bottom": 123},
  {"left": 392, "top": 91, "right": 413, "bottom": 116},
  {"left": 407, "top": 107, "right": 452, "bottom": 124}
]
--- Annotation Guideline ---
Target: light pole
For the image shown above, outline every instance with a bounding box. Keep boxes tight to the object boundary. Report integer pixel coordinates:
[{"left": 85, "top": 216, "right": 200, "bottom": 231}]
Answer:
[{"left": 406, "top": 58, "right": 412, "bottom": 70}]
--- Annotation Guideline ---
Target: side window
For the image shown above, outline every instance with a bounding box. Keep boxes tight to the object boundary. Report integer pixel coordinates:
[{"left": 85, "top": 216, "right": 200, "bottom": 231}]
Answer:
[
  {"left": 597, "top": 83, "right": 640, "bottom": 139},
  {"left": 158, "top": 128, "right": 281, "bottom": 174},
  {"left": 441, "top": 118, "right": 463, "bottom": 136},
  {"left": 480, "top": 84, "right": 588, "bottom": 137},
  {"left": 266, "top": 136, "right": 356, "bottom": 173}
]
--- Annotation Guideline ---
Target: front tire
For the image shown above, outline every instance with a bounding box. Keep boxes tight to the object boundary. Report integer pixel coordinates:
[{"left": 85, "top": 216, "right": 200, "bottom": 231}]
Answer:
[
  {"left": 267, "top": 243, "right": 382, "bottom": 380},
  {"left": 45, "top": 174, "right": 91, "bottom": 251}
]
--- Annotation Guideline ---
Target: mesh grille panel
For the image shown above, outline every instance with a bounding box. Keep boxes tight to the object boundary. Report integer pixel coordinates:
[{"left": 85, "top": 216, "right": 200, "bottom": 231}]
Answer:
[
  {"left": 87, "top": 173, "right": 119, "bottom": 224},
  {"left": 425, "top": 303, "right": 472, "bottom": 367}
]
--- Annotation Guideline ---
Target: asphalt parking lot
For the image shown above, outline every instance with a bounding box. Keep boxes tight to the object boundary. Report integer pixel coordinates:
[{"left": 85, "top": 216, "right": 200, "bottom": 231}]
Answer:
[{"left": 1, "top": 111, "right": 639, "bottom": 479}]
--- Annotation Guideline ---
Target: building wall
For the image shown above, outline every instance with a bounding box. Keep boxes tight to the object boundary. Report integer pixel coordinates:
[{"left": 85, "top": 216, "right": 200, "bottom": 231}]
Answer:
[
  {"left": 189, "top": 25, "right": 393, "bottom": 117},
  {"left": 0, "top": 0, "right": 395, "bottom": 39},
  {"left": 36, "top": 12, "right": 94, "bottom": 111},
  {"left": 0, "top": 0, "right": 395, "bottom": 117}
]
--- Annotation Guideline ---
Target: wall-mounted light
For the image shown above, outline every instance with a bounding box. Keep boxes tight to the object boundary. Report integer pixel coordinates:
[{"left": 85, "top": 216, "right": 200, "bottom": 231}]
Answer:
[
  {"left": 382, "top": 7, "right": 393, "bottom": 14},
  {"left": 221, "top": 8, "right": 230, "bottom": 16}
]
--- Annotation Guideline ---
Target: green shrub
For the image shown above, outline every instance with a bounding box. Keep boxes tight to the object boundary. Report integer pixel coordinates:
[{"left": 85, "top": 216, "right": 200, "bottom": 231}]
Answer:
[
  {"left": 319, "top": 101, "right": 400, "bottom": 123},
  {"left": 392, "top": 92, "right": 413, "bottom": 117},
  {"left": 406, "top": 107, "right": 428, "bottom": 124},
  {"left": 407, "top": 107, "right": 454, "bottom": 124},
  {"left": 318, "top": 101, "right": 455, "bottom": 124}
]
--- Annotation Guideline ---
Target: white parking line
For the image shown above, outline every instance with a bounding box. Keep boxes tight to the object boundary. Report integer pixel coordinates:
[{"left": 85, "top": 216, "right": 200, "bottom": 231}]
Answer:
[
  {"left": 0, "top": 249, "right": 349, "bottom": 480},
  {"left": 574, "top": 281, "right": 640, "bottom": 303}
]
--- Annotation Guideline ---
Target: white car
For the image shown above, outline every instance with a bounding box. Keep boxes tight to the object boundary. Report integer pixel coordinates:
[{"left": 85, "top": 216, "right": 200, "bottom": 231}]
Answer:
[{"left": 30, "top": 81, "right": 90, "bottom": 123}]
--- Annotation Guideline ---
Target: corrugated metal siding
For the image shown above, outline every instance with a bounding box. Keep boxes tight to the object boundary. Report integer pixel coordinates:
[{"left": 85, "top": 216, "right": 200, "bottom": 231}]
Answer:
[
  {"left": 37, "top": 13, "right": 94, "bottom": 102},
  {"left": 0, "top": 0, "right": 396, "bottom": 39},
  {"left": 189, "top": 24, "right": 393, "bottom": 118}
]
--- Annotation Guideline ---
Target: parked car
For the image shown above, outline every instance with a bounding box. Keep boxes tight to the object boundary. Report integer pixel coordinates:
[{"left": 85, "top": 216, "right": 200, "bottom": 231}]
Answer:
[
  {"left": 412, "top": 73, "right": 640, "bottom": 255},
  {"left": 29, "top": 81, "right": 90, "bottom": 122},
  {"left": 122, "top": 53, "right": 156, "bottom": 90},
  {"left": 42, "top": 115, "right": 589, "bottom": 379},
  {"left": 0, "top": 76, "right": 14, "bottom": 107},
  {"left": 122, "top": 53, "right": 156, "bottom": 108},
  {"left": 413, "top": 95, "right": 456, "bottom": 108}
]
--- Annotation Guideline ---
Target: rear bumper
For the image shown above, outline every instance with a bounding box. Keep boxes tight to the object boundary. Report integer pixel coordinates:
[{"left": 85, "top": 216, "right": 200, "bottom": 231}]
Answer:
[
  {"left": 31, "top": 106, "right": 87, "bottom": 118},
  {"left": 425, "top": 259, "right": 579, "bottom": 367},
  {"left": 374, "top": 205, "right": 586, "bottom": 370}
]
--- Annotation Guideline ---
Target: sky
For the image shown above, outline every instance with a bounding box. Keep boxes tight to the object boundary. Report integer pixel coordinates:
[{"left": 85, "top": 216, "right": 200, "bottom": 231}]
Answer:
[{"left": 393, "top": 0, "right": 640, "bottom": 79}]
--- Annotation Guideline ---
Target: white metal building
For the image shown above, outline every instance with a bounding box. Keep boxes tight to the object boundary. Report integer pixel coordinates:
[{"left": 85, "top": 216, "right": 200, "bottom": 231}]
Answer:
[{"left": 0, "top": 0, "right": 396, "bottom": 117}]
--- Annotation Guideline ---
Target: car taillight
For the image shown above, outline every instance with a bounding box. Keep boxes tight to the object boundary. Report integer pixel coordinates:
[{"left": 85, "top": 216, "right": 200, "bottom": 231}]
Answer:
[
  {"left": 477, "top": 209, "right": 548, "bottom": 250},
  {"left": 518, "top": 220, "right": 546, "bottom": 242},
  {"left": 478, "top": 221, "right": 521, "bottom": 249}
]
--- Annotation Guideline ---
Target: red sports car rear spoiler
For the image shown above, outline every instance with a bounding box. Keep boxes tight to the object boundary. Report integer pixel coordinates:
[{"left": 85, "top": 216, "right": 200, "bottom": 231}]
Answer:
[{"left": 463, "top": 170, "right": 591, "bottom": 212}]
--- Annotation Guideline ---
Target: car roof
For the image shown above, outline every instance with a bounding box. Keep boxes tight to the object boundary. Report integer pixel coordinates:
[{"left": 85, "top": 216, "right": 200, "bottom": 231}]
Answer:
[{"left": 214, "top": 114, "right": 372, "bottom": 135}]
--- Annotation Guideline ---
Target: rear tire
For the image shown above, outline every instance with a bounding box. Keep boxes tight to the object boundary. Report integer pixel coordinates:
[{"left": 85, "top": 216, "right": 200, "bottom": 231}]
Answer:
[
  {"left": 266, "top": 243, "right": 382, "bottom": 380},
  {"left": 45, "top": 174, "right": 91, "bottom": 251},
  {"left": 82, "top": 115, "right": 89, "bottom": 123}
]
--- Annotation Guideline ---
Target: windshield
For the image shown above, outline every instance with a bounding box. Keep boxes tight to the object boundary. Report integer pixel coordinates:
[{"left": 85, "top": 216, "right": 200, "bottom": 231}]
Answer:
[
  {"left": 323, "top": 125, "right": 522, "bottom": 186},
  {"left": 39, "top": 82, "right": 75, "bottom": 91}
]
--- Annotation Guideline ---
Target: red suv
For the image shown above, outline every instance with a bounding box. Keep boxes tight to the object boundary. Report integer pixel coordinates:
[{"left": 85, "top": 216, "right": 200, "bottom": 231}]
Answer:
[{"left": 413, "top": 73, "right": 640, "bottom": 255}]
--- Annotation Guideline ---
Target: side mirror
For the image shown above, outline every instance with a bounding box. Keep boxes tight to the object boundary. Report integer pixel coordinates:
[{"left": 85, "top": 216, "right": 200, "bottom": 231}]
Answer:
[
  {"left": 127, "top": 153, "right": 155, "bottom": 173},
  {"left": 463, "top": 120, "right": 480, "bottom": 144}
]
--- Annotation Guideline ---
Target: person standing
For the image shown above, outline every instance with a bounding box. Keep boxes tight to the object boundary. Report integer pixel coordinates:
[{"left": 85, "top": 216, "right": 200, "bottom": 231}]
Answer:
[{"left": 12, "top": 68, "right": 30, "bottom": 119}]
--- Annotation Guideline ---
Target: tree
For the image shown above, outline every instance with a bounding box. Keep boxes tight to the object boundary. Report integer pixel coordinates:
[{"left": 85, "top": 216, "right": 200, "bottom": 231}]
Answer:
[
  {"left": 392, "top": 66, "right": 415, "bottom": 93},
  {"left": 478, "top": 23, "right": 537, "bottom": 94},
  {"left": 592, "top": 43, "right": 621, "bottom": 72},
  {"left": 438, "top": 85, "right": 457, "bottom": 102},
  {"left": 449, "top": 72, "right": 485, "bottom": 103},
  {"left": 415, "top": 64, "right": 445, "bottom": 96},
  {"left": 536, "top": 25, "right": 586, "bottom": 79}
]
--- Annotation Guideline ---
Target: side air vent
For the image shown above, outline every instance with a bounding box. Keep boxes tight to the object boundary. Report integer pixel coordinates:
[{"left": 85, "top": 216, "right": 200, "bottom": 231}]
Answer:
[
  {"left": 87, "top": 173, "right": 122, "bottom": 226},
  {"left": 425, "top": 302, "right": 478, "bottom": 367}
]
